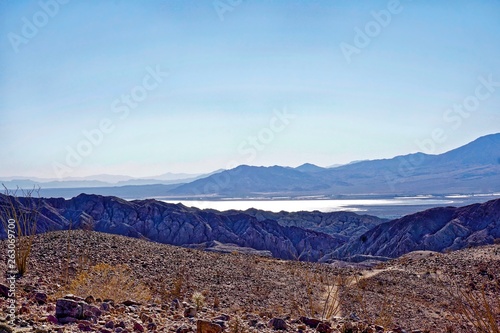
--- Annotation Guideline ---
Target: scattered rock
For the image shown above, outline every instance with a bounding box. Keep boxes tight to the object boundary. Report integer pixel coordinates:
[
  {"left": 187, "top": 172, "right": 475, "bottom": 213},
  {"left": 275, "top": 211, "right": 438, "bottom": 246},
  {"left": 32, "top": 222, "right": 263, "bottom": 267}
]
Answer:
[
  {"left": 0, "top": 324, "right": 13, "bottom": 333},
  {"left": 100, "top": 302, "right": 111, "bottom": 312},
  {"left": 56, "top": 299, "right": 82, "bottom": 319},
  {"left": 316, "top": 322, "right": 332, "bottom": 333},
  {"left": 19, "top": 305, "right": 30, "bottom": 314},
  {"left": 34, "top": 292, "right": 47, "bottom": 305},
  {"left": 133, "top": 321, "right": 144, "bottom": 332},
  {"left": 212, "top": 314, "right": 230, "bottom": 322},
  {"left": 139, "top": 313, "right": 151, "bottom": 323},
  {"left": 196, "top": 320, "right": 222, "bottom": 333},
  {"left": 0, "top": 284, "right": 9, "bottom": 298},
  {"left": 268, "top": 318, "right": 288, "bottom": 330},
  {"left": 77, "top": 322, "right": 92, "bottom": 331},
  {"left": 299, "top": 316, "right": 321, "bottom": 328},
  {"left": 63, "top": 294, "right": 85, "bottom": 302},
  {"left": 171, "top": 299, "right": 181, "bottom": 310},
  {"left": 184, "top": 307, "right": 197, "bottom": 318},
  {"left": 176, "top": 325, "right": 193, "bottom": 333},
  {"left": 47, "top": 315, "right": 58, "bottom": 324}
]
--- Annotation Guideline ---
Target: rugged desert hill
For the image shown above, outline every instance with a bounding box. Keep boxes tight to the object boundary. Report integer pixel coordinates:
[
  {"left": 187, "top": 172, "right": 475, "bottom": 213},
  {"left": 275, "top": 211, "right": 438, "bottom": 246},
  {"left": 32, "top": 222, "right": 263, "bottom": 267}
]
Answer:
[
  {"left": 330, "top": 198, "right": 500, "bottom": 260},
  {"left": 1, "top": 193, "right": 388, "bottom": 261},
  {"left": 0, "top": 231, "right": 498, "bottom": 332},
  {"left": 1, "top": 194, "right": 499, "bottom": 264}
]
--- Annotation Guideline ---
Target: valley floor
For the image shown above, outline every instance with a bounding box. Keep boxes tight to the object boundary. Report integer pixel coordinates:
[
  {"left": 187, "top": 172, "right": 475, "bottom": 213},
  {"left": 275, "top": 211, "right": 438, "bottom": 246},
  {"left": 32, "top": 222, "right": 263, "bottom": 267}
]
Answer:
[{"left": 0, "top": 231, "right": 499, "bottom": 332}]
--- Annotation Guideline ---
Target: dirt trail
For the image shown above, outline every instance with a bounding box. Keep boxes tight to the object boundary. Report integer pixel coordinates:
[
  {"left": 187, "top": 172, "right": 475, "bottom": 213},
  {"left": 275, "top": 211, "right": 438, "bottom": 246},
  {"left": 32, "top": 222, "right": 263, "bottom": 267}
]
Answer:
[{"left": 322, "top": 267, "right": 408, "bottom": 318}]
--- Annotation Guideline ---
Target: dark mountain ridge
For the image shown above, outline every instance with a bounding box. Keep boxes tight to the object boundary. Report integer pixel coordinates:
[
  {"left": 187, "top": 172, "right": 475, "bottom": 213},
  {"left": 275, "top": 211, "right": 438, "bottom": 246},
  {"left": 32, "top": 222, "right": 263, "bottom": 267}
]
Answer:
[
  {"left": 328, "top": 198, "right": 500, "bottom": 261},
  {"left": 0, "top": 193, "right": 342, "bottom": 261},
  {"left": 1, "top": 193, "right": 499, "bottom": 262}
]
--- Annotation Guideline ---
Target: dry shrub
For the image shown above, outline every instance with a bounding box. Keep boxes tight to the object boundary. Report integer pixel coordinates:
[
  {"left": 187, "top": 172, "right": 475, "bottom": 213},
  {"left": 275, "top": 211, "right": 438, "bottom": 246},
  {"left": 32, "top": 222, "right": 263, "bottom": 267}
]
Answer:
[
  {"left": 0, "top": 186, "right": 41, "bottom": 277},
  {"left": 67, "top": 263, "right": 151, "bottom": 302},
  {"left": 228, "top": 316, "right": 249, "bottom": 333},
  {"left": 321, "top": 274, "right": 352, "bottom": 320},
  {"left": 300, "top": 269, "right": 322, "bottom": 317},
  {"left": 191, "top": 291, "right": 205, "bottom": 310},
  {"left": 170, "top": 274, "right": 184, "bottom": 299},
  {"left": 443, "top": 281, "right": 500, "bottom": 333},
  {"left": 338, "top": 273, "right": 397, "bottom": 327}
]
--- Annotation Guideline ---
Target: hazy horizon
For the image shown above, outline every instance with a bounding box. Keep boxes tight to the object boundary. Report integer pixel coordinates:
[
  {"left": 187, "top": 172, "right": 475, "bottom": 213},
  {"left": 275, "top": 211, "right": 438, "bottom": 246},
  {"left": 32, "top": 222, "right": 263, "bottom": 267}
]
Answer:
[{"left": 1, "top": 1, "right": 499, "bottom": 179}]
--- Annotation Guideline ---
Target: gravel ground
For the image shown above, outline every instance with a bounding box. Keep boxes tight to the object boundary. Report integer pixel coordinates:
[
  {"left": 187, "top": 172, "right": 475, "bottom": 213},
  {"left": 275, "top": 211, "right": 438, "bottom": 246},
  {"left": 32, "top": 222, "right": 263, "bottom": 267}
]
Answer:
[{"left": 0, "top": 230, "right": 499, "bottom": 332}]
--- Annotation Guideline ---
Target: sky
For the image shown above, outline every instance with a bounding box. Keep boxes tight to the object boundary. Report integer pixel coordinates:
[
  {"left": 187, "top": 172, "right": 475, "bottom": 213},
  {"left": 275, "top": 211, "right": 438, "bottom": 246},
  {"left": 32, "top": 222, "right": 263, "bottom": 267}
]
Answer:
[{"left": 1, "top": 0, "right": 499, "bottom": 179}]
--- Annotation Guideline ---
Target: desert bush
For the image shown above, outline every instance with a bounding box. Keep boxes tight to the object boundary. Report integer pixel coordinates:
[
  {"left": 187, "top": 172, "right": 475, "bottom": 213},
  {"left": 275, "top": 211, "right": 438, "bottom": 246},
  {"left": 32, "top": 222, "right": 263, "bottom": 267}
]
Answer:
[
  {"left": 191, "top": 291, "right": 205, "bottom": 310},
  {"left": 228, "top": 317, "right": 249, "bottom": 333},
  {"left": 213, "top": 295, "right": 220, "bottom": 308},
  {"left": 338, "top": 273, "right": 398, "bottom": 327},
  {"left": 443, "top": 281, "right": 500, "bottom": 333},
  {"left": 321, "top": 274, "right": 351, "bottom": 320},
  {"left": 66, "top": 263, "right": 151, "bottom": 302},
  {"left": 0, "top": 186, "right": 41, "bottom": 276},
  {"left": 168, "top": 269, "right": 188, "bottom": 300}
]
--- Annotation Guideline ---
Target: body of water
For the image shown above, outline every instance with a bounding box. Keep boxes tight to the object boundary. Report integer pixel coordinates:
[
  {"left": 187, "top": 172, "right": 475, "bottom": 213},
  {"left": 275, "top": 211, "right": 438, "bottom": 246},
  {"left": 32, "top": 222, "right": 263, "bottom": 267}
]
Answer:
[{"left": 161, "top": 193, "right": 500, "bottom": 218}]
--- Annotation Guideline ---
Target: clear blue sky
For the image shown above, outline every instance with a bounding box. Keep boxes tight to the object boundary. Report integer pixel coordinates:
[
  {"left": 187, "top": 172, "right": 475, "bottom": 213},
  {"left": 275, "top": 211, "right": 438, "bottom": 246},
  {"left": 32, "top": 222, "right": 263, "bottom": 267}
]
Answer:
[{"left": 1, "top": 0, "right": 499, "bottom": 179}]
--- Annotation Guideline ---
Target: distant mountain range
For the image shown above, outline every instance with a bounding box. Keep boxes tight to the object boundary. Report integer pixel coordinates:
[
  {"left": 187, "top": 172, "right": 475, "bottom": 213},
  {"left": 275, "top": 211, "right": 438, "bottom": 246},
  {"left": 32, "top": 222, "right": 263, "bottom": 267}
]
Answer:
[
  {"left": 2, "top": 133, "right": 499, "bottom": 198},
  {"left": 1, "top": 193, "right": 498, "bottom": 262},
  {"left": 168, "top": 133, "right": 500, "bottom": 197},
  {"left": 1, "top": 171, "right": 221, "bottom": 191}
]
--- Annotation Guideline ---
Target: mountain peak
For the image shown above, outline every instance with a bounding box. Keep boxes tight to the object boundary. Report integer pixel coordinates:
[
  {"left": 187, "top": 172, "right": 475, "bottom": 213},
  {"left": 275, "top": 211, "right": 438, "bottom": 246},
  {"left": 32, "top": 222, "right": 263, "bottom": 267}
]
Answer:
[{"left": 295, "top": 163, "right": 325, "bottom": 173}]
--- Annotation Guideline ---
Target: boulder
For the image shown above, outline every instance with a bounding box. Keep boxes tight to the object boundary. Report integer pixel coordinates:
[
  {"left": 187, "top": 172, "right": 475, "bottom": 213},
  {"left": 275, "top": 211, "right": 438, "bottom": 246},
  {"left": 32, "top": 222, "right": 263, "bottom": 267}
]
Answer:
[
  {"left": 196, "top": 320, "right": 222, "bottom": 333},
  {"left": 55, "top": 299, "right": 82, "bottom": 319},
  {"left": 133, "top": 321, "right": 144, "bottom": 332},
  {"left": 184, "top": 306, "right": 197, "bottom": 318},
  {"left": 317, "top": 322, "right": 332, "bottom": 333},
  {"left": 0, "top": 284, "right": 9, "bottom": 298},
  {"left": 34, "top": 292, "right": 47, "bottom": 305},
  {"left": 299, "top": 316, "right": 321, "bottom": 328},
  {"left": 268, "top": 318, "right": 288, "bottom": 330}
]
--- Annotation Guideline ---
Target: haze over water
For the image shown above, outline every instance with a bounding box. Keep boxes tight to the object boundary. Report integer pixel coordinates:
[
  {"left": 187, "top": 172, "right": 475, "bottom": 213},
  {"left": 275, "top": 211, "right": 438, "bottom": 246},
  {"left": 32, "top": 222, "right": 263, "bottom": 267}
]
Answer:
[{"left": 162, "top": 194, "right": 500, "bottom": 218}]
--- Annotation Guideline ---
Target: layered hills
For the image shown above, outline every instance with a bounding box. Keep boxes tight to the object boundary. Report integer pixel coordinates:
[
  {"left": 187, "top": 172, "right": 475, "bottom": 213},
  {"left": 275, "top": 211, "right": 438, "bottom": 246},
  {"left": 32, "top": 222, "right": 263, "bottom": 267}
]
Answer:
[
  {"left": 1, "top": 193, "right": 499, "bottom": 263},
  {"left": 3, "top": 133, "right": 499, "bottom": 199}
]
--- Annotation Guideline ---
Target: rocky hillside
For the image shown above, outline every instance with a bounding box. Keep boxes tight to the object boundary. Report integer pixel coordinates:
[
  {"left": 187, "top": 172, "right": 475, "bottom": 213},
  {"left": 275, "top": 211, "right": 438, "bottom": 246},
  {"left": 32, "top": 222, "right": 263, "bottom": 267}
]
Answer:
[
  {"left": 222, "top": 209, "right": 386, "bottom": 240},
  {"left": 0, "top": 231, "right": 498, "bottom": 332},
  {"left": 330, "top": 198, "right": 500, "bottom": 260}
]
